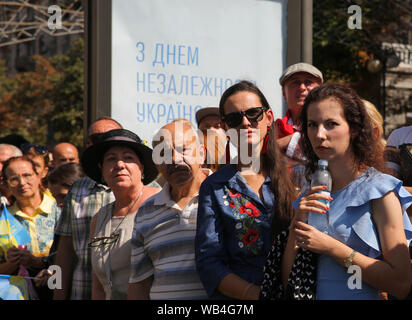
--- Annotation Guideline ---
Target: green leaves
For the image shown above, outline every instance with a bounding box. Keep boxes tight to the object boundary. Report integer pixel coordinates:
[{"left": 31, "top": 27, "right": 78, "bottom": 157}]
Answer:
[{"left": 0, "top": 38, "right": 84, "bottom": 147}]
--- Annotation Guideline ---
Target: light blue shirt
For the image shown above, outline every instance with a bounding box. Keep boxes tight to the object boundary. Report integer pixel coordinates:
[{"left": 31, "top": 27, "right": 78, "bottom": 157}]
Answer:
[{"left": 294, "top": 167, "right": 412, "bottom": 300}]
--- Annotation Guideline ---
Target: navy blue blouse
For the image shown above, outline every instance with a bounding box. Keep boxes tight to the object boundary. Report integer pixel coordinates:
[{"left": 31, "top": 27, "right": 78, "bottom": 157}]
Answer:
[{"left": 195, "top": 164, "right": 275, "bottom": 298}]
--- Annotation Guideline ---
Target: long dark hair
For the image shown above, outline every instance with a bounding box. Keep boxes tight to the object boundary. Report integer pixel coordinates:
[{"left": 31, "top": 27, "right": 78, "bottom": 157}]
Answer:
[
  {"left": 300, "top": 83, "right": 385, "bottom": 177},
  {"left": 219, "top": 80, "right": 297, "bottom": 236}
]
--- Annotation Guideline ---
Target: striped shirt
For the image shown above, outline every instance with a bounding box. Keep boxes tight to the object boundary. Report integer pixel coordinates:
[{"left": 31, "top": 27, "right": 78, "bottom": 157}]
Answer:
[
  {"left": 54, "top": 176, "right": 114, "bottom": 300},
  {"left": 129, "top": 182, "right": 208, "bottom": 300}
]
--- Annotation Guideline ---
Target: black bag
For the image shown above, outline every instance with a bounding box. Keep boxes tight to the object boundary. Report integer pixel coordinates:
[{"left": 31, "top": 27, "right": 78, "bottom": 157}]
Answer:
[{"left": 399, "top": 144, "right": 412, "bottom": 186}]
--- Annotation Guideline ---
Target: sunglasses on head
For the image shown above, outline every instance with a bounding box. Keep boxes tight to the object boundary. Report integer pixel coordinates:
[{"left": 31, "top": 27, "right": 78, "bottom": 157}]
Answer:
[
  {"left": 222, "top": 107, "right": 268, "bottom": 128},
  {"left": 20, "top": 143, "right": 48, "bottom": 155}
]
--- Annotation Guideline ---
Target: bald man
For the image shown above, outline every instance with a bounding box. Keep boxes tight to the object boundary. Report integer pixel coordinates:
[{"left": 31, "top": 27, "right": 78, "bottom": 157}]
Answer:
[
  {"left": 52, "top": 142, "right": 80, "bottom": 168},
  {"left": 128, "top": 119, "right": 209, "bottom": 299}
]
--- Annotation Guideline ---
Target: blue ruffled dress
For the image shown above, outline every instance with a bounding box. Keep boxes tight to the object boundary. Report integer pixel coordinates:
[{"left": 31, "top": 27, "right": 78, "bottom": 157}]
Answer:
[{"left": 294, "top": 167, "right": 412, "bottom": 300}]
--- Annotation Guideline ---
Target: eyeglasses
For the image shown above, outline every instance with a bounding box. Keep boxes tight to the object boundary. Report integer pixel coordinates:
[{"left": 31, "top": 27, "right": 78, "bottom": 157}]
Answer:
[
  {"left": 88, "top": 232, "right": 120, "bottom": 248},
  {"left": 20, "top": 143, "right": 48, "bottom": 155},
  {"left": 7, "top": 172, "right": 36, "bottom": 187},
  {"left": 222, "top": 107, "right": 268, "bottom": 128}
]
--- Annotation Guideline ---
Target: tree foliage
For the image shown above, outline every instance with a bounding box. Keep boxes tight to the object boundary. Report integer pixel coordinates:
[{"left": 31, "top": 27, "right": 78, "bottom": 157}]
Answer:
[
  {"left": 313, "top": 0, "right": 412, "bottom": 119},
  {"left": 0, "top": 38, "right": 84, "bottom": 148},
  {"left": 313, "top": 0, "right": 411, "bottom": 82}
]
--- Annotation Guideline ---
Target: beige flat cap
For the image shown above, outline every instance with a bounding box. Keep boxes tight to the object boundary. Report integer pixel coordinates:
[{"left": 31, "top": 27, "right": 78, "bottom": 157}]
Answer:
[{"left": 279, "top": 62, "right": 323, "bottom": 86}]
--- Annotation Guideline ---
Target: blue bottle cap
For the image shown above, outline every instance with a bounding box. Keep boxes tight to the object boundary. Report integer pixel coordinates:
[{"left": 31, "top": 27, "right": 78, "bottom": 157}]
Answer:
[{"left": 318, "top": 159, "right": 328, "bottom": 167}]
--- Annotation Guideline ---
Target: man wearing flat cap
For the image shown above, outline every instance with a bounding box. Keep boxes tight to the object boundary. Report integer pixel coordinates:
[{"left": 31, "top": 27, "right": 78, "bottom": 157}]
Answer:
[{"left": 276, "top": 62, "right": 323, "bottom": 163}]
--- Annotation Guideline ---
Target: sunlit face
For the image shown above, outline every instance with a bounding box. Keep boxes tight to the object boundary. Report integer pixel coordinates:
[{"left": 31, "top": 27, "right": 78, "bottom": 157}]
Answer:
[
  {"left": 222, "top": 91, "right": 273, "bottom": 149},
  {"left": 306, "top": 97, "right": 353, "bottom": 163},
  {"left": 0, "top": 146, "right": 15, "bottom": 173},
  {"left": 101, "top": 146, "right": 144, "bottom": 189},
  {"left": 199, "top": 115, "right": 224, "bottom": 134},
  {"left": 30, "top": 155, "right": 48, "bottom": 179},
  {"left": 5, "top": 159, "right": 42, "bottom": 200},
  {"left": 0, "top": 146, "right": 16, "bottom": 194},
  {"left": 48, "top": 183, "right": 69, "bottom": 207},
  {"left": 153, "top": 123, "right": 205, "bottom": 187},
  {"left": 282, "top": 72, "right": 322, "bottom": 121},
  {"left": 53, "top": 144, "right": 79, "bottom": 167}
]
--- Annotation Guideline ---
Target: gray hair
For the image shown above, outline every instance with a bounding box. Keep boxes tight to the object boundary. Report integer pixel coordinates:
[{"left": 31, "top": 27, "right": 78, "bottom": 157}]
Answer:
[{"left": 0, "top": 144, "right": 23, "bottom": 157}]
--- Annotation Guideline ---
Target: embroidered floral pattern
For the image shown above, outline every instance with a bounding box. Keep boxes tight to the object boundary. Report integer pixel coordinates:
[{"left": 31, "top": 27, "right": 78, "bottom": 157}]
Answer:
[{"left": 224, "top": 187, "right": 264, "bottom": 255}]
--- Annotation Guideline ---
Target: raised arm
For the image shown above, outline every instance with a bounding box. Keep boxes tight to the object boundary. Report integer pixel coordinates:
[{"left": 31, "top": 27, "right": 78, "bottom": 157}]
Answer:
[{"left": 292, "top": 190, "right": 412, "bottom": 299}]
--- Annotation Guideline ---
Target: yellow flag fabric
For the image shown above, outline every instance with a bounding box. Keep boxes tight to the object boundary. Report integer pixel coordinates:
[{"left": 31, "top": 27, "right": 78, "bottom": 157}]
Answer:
[
  {"left": 0, "top": 205, "right": 30, "bottom": 257},
  {"left": 0, "top": 275, "right": 29, "bottom": 300}
]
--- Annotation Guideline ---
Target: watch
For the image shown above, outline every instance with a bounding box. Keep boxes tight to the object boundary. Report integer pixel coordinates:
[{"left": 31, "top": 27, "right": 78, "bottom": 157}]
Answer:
[{"left": 344, "top": 250, "right": 356, "bottom": 269}]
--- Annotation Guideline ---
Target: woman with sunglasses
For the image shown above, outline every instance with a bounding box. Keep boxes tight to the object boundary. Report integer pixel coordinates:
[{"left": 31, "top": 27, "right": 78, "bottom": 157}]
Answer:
[
  {"left": 0, "top": 155, "right": 60, "bottom": 299},
  {"left": 260, "top": 84, "right": 412, "bottom": 300},
  {"left": 82, "top": 129, "right": 159, "bottom": 300},
  {"left": 195, "top": 80, "right": 296, "bottom": 299}
]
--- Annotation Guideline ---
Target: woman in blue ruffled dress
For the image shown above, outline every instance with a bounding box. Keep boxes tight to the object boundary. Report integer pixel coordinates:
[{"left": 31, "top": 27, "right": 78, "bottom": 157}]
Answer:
[{"left": 261, "top": 83, "right": 412, "bottom": 300}]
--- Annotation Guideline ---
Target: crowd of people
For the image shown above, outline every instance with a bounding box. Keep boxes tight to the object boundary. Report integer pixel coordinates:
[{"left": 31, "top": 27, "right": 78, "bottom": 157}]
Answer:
[{"left": 0, "top": 62, "right": 411, "bottom": 300}]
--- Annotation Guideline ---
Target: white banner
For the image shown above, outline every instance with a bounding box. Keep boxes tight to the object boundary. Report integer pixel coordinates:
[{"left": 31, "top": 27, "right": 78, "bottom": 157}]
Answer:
[{"left": 112, "top": 0, "right": 287, "bottom": 145}]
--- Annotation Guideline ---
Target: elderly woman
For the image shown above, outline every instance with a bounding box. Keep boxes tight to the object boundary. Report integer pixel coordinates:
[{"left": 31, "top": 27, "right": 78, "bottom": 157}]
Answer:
[
  {"left": 82, "top": 129, "right": 159, "bottom": 300},
  {"left": 0, "top": 155, "right": 60, "bottom": 299}
]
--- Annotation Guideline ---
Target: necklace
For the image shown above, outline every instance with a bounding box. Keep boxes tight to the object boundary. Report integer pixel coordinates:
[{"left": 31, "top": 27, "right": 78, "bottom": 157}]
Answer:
[
  {"left": 111, "top": 188, "right": 143, "bottom": 236},
  {"left": 88, "top": 188, "right": 144, "bottom": 248},
  {"left": 107, "top": 188, "right": 143, "bottom": 292}
]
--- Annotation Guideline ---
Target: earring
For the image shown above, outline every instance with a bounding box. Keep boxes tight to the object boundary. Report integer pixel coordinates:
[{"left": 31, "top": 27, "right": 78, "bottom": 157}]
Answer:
[
  {"left": 141, "top": 173, "right": 145, "bottom": 181},
  {"left": 261, "top": 126, "right": 270, "bottom": 155}
]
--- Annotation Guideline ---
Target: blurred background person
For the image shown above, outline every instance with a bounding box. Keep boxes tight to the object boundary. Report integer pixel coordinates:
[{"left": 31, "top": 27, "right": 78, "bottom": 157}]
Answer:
[
  {"left": 34, "top": 162, "right": 85, "bottom": 289},
  {"left": 51, "top": 142, "right": 80, "bottom": 169},
  {"left": 0, "top": 144, "right": 23, "bottom": 206},
  {"left": 21, "top": 143, "right": 50, "bottom": 189},
  {"left": 47, "top": 162, "right": 85, "bottom": 208},
  {"left": 362, "top": 99, "right": 386, "bottom": 151},
  {"left": 195, "top": 107, "right": 227, "bottom": 172}
]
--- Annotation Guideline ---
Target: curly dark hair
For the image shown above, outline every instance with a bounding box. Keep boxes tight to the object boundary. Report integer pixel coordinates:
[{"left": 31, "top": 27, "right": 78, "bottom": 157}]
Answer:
[
  {"left": 299, "top": 83, "right": 385, "bottom": 177},
  {"left": 219, "top": 80, "right": 297, "bottom": 236}
]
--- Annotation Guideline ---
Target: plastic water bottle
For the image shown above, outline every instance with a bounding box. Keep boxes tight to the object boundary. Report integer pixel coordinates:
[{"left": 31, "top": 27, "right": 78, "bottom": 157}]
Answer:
[{"left": 308, "top": 159, "right": 332, "bottom": 233}]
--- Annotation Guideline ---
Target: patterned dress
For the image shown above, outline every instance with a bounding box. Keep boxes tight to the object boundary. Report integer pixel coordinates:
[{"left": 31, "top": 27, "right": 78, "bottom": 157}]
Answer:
[{"left": 195, "top": 164, "right": 275, "bottom": 299}]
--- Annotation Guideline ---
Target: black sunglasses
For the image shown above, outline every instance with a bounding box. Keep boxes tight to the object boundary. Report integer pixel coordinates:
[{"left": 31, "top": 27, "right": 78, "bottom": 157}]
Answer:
[
  {"left": 88, "top": 232, "right": 120, "bottom": 248},
  {"left": 222, "top": 107, "right": 268, "bottom": 128},
  {"left": 20, "top": 143, "right": 48, "bottom": 155}
]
